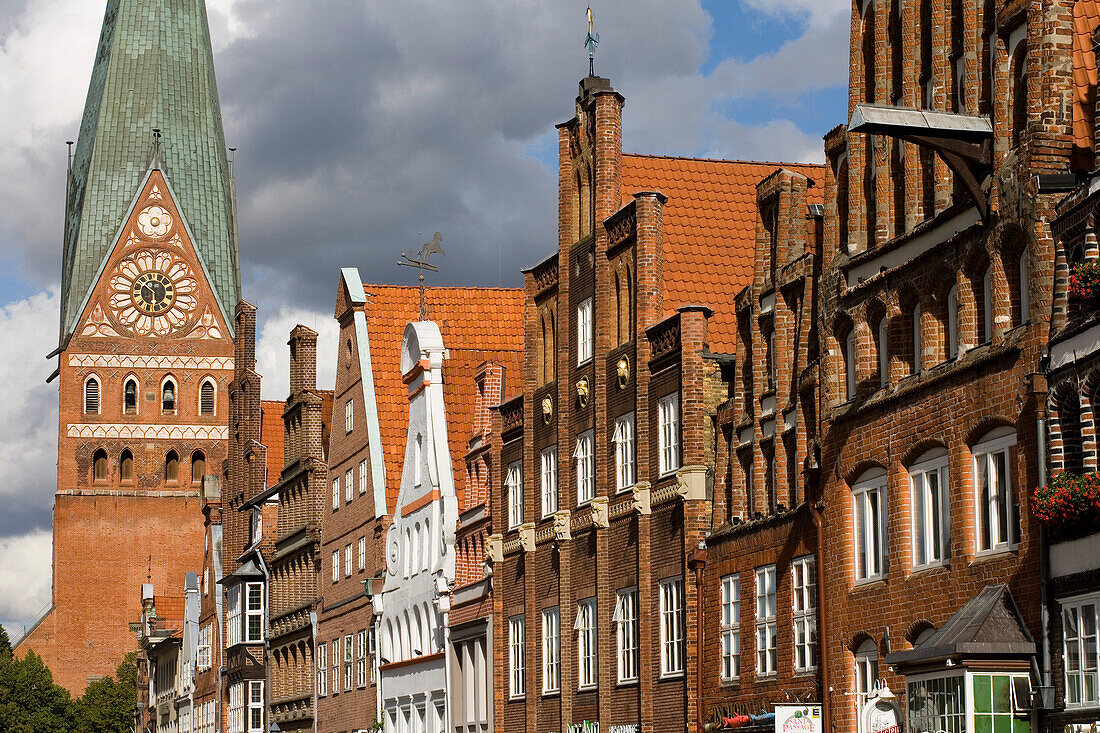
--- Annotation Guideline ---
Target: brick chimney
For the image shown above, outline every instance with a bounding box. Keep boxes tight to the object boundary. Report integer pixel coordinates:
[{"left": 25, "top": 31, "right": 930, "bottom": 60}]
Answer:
[{"left": 288, "top": 325, "right": 318, "bottom": 394}]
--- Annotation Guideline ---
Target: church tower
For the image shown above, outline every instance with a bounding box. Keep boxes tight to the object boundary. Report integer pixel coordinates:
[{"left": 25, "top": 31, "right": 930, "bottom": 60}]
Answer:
[{"left": 14, "top": 0, "right": 239, "bottom": 694}]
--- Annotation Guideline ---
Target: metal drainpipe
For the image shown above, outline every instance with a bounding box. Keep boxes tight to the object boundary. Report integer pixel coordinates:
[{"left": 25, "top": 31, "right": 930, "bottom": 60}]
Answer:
[
  {"left": 1037, "top": 417, "right": 1052, "bottom": 693},
  {"left": 690, "top": 545, "right": 707, "bottom": 731},
  {"left": 807, "top": 466, "right": 830, "bottom": 733}
]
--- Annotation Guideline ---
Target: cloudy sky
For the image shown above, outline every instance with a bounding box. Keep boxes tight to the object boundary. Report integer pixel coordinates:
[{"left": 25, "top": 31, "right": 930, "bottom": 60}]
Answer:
[{"left": 0, "top": 0, "right": 849, "bottom": 638}]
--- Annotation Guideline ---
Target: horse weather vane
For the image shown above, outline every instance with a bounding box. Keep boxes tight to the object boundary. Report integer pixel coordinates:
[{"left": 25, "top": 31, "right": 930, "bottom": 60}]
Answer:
[
  {"left": 397, "top": 232, "right": 445, "bottom": 321},
  {"left": 585, "top": 3, "right": 600, "bottom": 77}
]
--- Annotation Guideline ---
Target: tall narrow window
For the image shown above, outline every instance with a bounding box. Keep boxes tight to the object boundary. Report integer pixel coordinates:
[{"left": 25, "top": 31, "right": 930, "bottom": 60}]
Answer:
[
  {"left": 317, "top": 643, "right": 328, "bottom": 695},
  {"left": 200, "top": 380, "right": 215, "bottom": 416},
  {"left": 345, "top": 399, "right": 353, "bottom": 434},
  {"left": 506, "top": 460, "right": 523, "bottom": 530},
  {"left": 245, "top": 582, "right": 264, "bottom": 642},
  {"left": 248, "top": 680, "right": 264, "bottom": 733},
  {"left": 358, "top": 536, "right": 366, "bottom": 572},
  {"left": 1062, "top": 594, "right": 1100, "bottom": 708},
  {"left": 346, "top": 468, "right": 353, "bottom": 503},
  {"left": 577, "top": 297, "right": 593, "bottom": 364},
  {"left": 509, "top": 615, "right": 525, "bottom": 698},
  {"left": 1017, "top": 251, "right": 1030, "bottom": 325},
  {"left": 755, "top": 565, "right": 778, "bottom": 676},
  {"left": 120, "top": 449, "right": 134, "bottom": 482},
  {"left": 862, "top": 5, "right": 877, "bottom": 103},
  {"left": 343, "top": 634, "right": 353, "bottom": 690},
  {"left": 766, "top": 329, "right": 777, "bottom": 390},
  {"left": 357, "top": 629, "right": 368, "bottom": 688},
  {"left": 947, "top": 285, "right": 959, "bottom": 359},
  {"left": 854, "top": 639, "right": 880, "bottom": 717},
  {"left": 124, "top": 378, "right": 138, "bottom": 415},
  {"left": 165, "top": 451, "right": 179, "bottom": 483},
  {"left": 981, "top": 266, "right": 993, "bottom": 344},
  {"left": 332, "top": 550, "right": 339, "bottom": 584},
  {"left": 911, "top": 450, "right": 950, "bottom": 568},
  {"left": 911, "top": 304, "right": 922, "bottom": 374},
  {"left": 345, "top": 543, "right": 353, "bottom": 578},
  {"left": 845, "top": 330, "right": 857, "bottom": 400},
  {"left": 658, "top": 392, "right": 681, "bottom": 475},
  {"left": 332, "top": 478, "right": 340, "bottom": 511},
  {"left": 973, "top": 429, "right": 1019, "bottom": 553},
  {"left": 576, "top": 598, "right": 597, "bottom": 689},
  {"left": 614, "top": 412, "right": 636, "bottom": 492},
  {"left": 877, "top": 316, "right": 889, "bottom": 387},
  {"left": 541, "top": 607, "right": 560, "bottom": 693},
  {"left": 359, "top": 459, "right": 367, "bottom": 495},
  {"left": 853, "top": 470, "right": 887, "bottom": 581},
  {"left": 161, "top": 378, "right": 176, "bottom": 413},
  {"left": 192, "top": 451, "right": 206, "bottom": 484},
  {"left": 85, "top": 377, "right": 100, "bottom": 414},
  {"left": 615, "top": 588, "right": 639, "bottom": 683},
  {"left": 1011, "top": 44, "right": 1028, "bottom": 148},
  {"left": 541, "top": 445, "right": 558, "bottom": 516},
  {"left": 574, "top": 431, "right": 594, "bottom": 505},
  {"left": 721, "top": 574, "right": 741, "bottom": 681},
  {"left": 659, "top": 577, "right": 685, "bottom": 677},
  {"left": 792, "top": 556, "right": 818, "bottom": 672},
  {"left": 93, "top": 449, "right": 108, "bottom": 482}
]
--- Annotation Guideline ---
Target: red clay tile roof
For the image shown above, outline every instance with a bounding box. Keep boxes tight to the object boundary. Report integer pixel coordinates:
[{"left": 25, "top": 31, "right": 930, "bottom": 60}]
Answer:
[
  {"left": 1073, "top": 1, "right": 1100, "bottom": 152},
  {"left": 260, "top": 391, "right": 333, "bottom": 487},
  {"left": 361, "top": 285, "right": 524, "bottom": 512},
  {"left": 620, "top": 154, "right": 825, "bottom": 353}
]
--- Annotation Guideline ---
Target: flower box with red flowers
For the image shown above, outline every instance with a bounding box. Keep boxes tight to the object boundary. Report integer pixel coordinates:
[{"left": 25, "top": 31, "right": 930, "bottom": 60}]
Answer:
[
  {"left": 1033, "top": 470, "right": 1100, "bottom": 536},
  {"left": 1069, "top": 260, "right": 1100, "bottom": 306}
]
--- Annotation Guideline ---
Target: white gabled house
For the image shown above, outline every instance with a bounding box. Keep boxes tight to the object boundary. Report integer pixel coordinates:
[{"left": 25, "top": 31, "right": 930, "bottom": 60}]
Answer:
[{"left": 376, "top": 320, "right": 458, "bottom": 733}]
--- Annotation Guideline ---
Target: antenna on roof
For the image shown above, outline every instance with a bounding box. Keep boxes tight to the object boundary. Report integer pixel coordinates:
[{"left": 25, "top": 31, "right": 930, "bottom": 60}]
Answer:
[
  {"left": 585, "top": 3, "right": 600, "bottom": 77},
  {"left": 397, "top": 232, "right": 445, "bottom": 321}
]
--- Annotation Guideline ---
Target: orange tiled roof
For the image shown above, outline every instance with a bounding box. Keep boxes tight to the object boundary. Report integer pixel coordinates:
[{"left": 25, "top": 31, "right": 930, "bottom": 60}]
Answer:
[
  {"left": 621, "top": 154, "right": 825, "bottom": 353},
  {"left": 361, "top": 285, "right": 524, "bottom": 512},
  {"left": 1073, "top": 1, "right": 1100, "bottom": 152},
  {"left": 259, "top": 391, "right": 332, "bottom": 487}
]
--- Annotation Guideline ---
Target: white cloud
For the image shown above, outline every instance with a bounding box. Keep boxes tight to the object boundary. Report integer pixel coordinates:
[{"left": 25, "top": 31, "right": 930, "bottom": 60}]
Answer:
[
  {"left": 740, "top": 0, "right": 850, "bottom": 28},
  {"left": 255, "top": 306, "right": 339, "bottom": 400},
  {"left": 0, "top": 529, "right": 53, "bottom": 644}
]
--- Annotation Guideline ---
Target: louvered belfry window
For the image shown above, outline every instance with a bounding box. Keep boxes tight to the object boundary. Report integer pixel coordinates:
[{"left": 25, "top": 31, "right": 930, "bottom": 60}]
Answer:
[
  {"left": 200, "top": 381, "right": 215, "bottom": 416},
  {"left": 85, "top": 378, "right": 100, "bottom": 414}
]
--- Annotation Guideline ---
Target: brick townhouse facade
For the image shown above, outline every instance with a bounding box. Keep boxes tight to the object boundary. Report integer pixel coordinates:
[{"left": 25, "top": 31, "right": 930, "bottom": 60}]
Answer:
[
  {"left": 15, "top": 0, "right": 239, "bottom": 694},
  {"left": 703, "top": 167, "right": 825, "bottom": 731},
  {"left": 315, "top": 277, "right": 521, "bottom": 733},
  {"left": 487, "top": 72, "right": 826, "bottom": 733},
  {"left": 815, "top": 1, "right": 1076, "bottom": 733}
]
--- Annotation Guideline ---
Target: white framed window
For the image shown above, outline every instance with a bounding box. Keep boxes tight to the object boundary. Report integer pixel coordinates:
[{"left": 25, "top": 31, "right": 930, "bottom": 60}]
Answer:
[
  {"left": 720, "top": 574, "right": 741, "bottom": 681},
  {"left": 84, "top": 375, "right": 101, "bottom": 414},
  {"left": 853, "top": 470, "right": 888, "bottom": 582},
  {"left": 506, "top": 460, "right": 523, "bottom": 530},
  {"left": 343, "top": 634, "right": 353, "bottom": 691},
  {"left": 228, "top": 682, "right": 243, "bottom": 733},
  {"left": 792, "top": 556, "right": 817, "bottom": 672},
  {"left": 358, "top": 536, "right": 366, "bottom": 573},
  {"left": 248, "top": 680, "right": 264, "bottom": 733},
  {"left": 982, "top": 266, "right": 993, "bottom": 343},
  {"left": 345, "top": 399, "right": 353, "bottom": 434},
  {"left": 614, "top": 413, "right": 636, "bottom": 492},
  {"left": 317, "top": 641, "right": 327, "bottom": 696},
  {"left": 660, "top": 577, "right": 685, "bottom": 677},
  {"left": 910, "top": 450, "right": 950, "bottom": 568},
  {"left": 245, "top": 582, "right": 264, "bottom": 643},
  {"left": 332, "top": 478, "right": 340, "bottom": 511},
  {"left": 541, "top": 607, "right": 561, "bottom": 694},
  {"left": 877, "top": 316, "right": 889, "bottom": 387},
  {"left": 755, "top": 565, "right": 777, "bottom": 677},
  {"left": 615, "top": 587, "right": 639, "bottom": 683},
  {"left": 331, "top": 639, "right": 339, "bottom": 695},
  {"left": 973, "top": 429, "right": 1019, "bottom": 553},
  {"left": 905, "top": 672, "right": 968, "bottom": 733},
  {"left": 577, "top": 297, "right": 593, "bottom": 364},
  {"left": 541, "top": 445, "right": 558, "bottom": 517},
  {"left": 947, "top": 284, "right": 959, "bottom": 359},
  {"left": 331, "top": 550, "right": 339, "bottom": 584},
  {"left": 658, "top": 392, "right": 681, "bottom": 475},
  {"left": 344, "top": 543, "right": 352, "bottom": 578},
  {"left": 359, "top": 459, "right": 367, "bottom": 495},
  {"left": 226, "top": 585, "right": 241, "bottom": 647},
  {"left": 1062, "top": 593, "right": 1100, "bottom": 708},
  {"left": 161, "top": 376, "right": 177, "bottom": 414},
  {"left": 576, "top": 598, "right": 598, "bottom": 688},
  {"left": 575, "top": 431, "right": 594, "bottom": 505},
  {"left": 356, "top": 629, "right": 368, "bottom": 687},
  {"left": 345, "top": 468, "right": 353, "bottom": 503},
  {"left": 854, "top": 638, "right": 879, "bottom": 721},
  {"left": 509, "top": 615, "right": 526, "bottom": 698}
]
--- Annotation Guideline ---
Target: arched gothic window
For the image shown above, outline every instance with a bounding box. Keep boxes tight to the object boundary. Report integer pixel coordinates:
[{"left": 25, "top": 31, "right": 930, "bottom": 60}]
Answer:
[
  {"left": 200, "top": 380, "right": 215, "bottom": 416},
  {"left": 93, "top": 449, "right": 108, "bottom": 482},
  {"left": 85, "top": 377, "right": 100, "bottom": 415},
  {"left": 124, "top": 378, "right": 138, "bottom": 415},
  {"left": 192, "top": 451, "right": 206, "bottom": 484},
  {"left": 165, "top": 451, "right": 179, "bottom": 483},
  {"left": 162, "top": 378, "right": 177, "bottom": 413},
  {"left": 120, "top": 449, "right": 134, "bottom": 482}
]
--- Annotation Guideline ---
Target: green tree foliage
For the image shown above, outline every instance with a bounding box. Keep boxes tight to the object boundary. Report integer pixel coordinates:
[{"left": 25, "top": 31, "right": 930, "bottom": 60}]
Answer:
[{"left": 0, "top": 646, "right": 136, "bottom": 733}]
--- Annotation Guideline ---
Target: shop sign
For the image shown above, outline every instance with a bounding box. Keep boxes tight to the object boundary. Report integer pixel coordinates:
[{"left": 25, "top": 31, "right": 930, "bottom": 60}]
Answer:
[
  {"left": 861, "top": 689, "right": 904, "bottom": 733},
  {"left": 606, "top": 726, "right": 639, "bottom": 733},
  {"left": 775, "top": 705, "right": 822, "bottom": 733}
]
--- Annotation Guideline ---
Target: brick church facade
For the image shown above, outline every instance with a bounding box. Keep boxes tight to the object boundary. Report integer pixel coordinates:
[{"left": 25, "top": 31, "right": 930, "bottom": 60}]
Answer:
[{"left": 15, "top": 0, "right": 239, "bottom": 694}]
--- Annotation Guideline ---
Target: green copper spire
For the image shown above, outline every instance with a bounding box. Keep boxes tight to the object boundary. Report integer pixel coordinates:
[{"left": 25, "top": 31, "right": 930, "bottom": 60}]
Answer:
[{"left": 61, "top": 0, "right": 240, "bottom": 343}]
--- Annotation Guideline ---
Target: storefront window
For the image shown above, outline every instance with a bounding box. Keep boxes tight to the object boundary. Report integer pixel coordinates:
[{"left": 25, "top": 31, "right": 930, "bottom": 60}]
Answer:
[{"left": 907, "top": 673, "right": 965, "bottom": 733}]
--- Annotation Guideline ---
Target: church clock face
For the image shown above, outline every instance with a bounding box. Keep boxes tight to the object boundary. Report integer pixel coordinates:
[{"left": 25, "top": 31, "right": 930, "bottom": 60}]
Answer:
[
  {"left": 108, "top": 249, "right": 198, "bottom": 336},
  {"left": 131, "top": 271, "right": 175, "bottom": 315}
]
